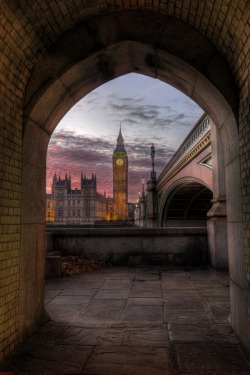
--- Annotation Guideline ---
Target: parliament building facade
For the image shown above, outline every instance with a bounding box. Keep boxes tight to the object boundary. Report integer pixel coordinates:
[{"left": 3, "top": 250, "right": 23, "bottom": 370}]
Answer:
[{"left": 46, "top": 127, "right": 129, "bottom": 224}]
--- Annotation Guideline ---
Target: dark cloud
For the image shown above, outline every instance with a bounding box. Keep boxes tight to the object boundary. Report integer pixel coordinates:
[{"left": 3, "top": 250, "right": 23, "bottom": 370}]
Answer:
[
  {"left": 122, "top": 118, "right": 139, "bottom": 126},
  {"left": 46, "top": 128, "right": 175, "bottom": 201},
  {"left": 47, "top": 131, "right": 114, "bottom": 196},
  {"left": 101, "top": 94, "right": 202, "bottom": 136},
  {"left": 70, "top": 90, "right": 203, "bottom": 141}
]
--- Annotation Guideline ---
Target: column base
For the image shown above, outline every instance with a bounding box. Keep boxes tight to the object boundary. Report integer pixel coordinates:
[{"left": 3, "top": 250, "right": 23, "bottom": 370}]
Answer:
[{"left": 207, "top": 199, "right": 228, "bottom": 270}]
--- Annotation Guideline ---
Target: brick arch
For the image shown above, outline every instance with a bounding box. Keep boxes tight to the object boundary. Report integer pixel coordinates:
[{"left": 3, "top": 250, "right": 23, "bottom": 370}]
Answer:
[
  {"left": 24, "top": 11, "right": 239, "bottom": 130},
  {"left": 1, "top": 2, "right": 249, "bottom": 359}
]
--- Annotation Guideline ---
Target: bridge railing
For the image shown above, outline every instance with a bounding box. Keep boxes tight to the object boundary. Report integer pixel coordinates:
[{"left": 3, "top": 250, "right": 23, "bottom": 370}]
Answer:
[{"left": 158, "top": 114, "right": 211, "bottom": 180}]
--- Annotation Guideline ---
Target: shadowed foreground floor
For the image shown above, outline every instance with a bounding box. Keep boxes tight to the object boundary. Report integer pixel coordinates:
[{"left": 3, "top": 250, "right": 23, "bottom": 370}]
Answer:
[{"left": 1, "top": 266, "right": 250, "bottom": 374}]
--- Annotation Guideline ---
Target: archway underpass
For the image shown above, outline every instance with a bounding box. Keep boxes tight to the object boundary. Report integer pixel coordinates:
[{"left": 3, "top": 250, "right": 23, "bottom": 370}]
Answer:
[
  {"left": 0, "top": 2, "right": 249, "bottom": 371},
  {"left": 161, "top": 181, "right": 213, "bottom": 228}
]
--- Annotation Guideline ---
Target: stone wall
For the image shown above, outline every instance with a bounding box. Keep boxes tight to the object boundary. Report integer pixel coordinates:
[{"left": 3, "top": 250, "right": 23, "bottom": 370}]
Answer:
[{"left": 47, "top": 228, "right": 208, "bottom": 267}]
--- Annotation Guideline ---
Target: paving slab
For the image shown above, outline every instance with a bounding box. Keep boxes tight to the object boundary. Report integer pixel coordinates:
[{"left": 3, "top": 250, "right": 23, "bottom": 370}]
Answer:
[
  {"left": 93, "top": 288, "right": 131, "bottom": 299},
  {"left": 168, "top": 322, "right": 240, "bottom": 343},
  {"left": 208, "top": 302, "right": 231, "bottom": 321},
  {"left": 121, "top": 326, "right": 170, "bottom": 347},
  {"left": 188, "top": 270, "right": 222, "bottom": 279},
  {"left": 162, "top": 289, "right": 202, "bottom": 302},
  {"left": 191, "top": 278, "right": 227, "bottom": 288},
  {"left": 101, "top": 280, "right": 133, "bottom": 289},
  {"left": 80, "top": 299, "right": 126, "bottom": 323},
  {"left": 82, "top": 346, "right": 173, "bottom": 375},
  {"left": 45, "top": 278, "right": 75, "bottom": 288},
  {"left": 46, "top": 303, "right": 85, "bottom": 324},
  {"left": 174, "top": 342, "right": 250, "bottom": 374},
  {"left": 161, "top": 271, "right": 191, "bottom": 280},
  {"left": 45, "top": 289, "right": 62, "bottom": 299},
  {"left": 59, "top": 286, "right": 100, "bottom": 296},
  {"left": 164, "top": 300, "right": 205, "bottom": 311},
  {"left": 1, "top": 266, "right": 250, "bottom": 375},
  {"left": 200, "top": 287, "right": 230, "bottom": 297},
  {"left": 73, "top": 273, "right": 109, "bottom": 282},
  {"left": 128, "top": 297, "right": 163, "bottom": 305},
  {"left": 205, "top": 323, "right": 241, "bottom": 343},
  {"left": 122, "top": 304, "right": 163, "bottom": 323},
  {"left": 165, "top": 310, "right": 212, "bottom": 324},
  {"left": 5, "top": 325, "right": 89, "bottom": 375},
  {"left": 107, "top": 268, "right": 136, "bottom": 279},
  {"left": 4, "top": 342, "right": 93, "bottom": 374},
  {"left": 57, "top": 326, "right": 125, "bottom": 346},
  {"left": 48, "top": 295, "right": 93, "bottom": 304},
  {"left": 131, "top": 281, "right": 162, "bottom": 298},
  {"left": 136, "top": 268, "right": 160, "bottom": 281},
  {"left": 169, "top": 322, "right": 210, "bottom": 342},
  {"left": 161, "top": 279, "right": 196, "bottom": 289}
]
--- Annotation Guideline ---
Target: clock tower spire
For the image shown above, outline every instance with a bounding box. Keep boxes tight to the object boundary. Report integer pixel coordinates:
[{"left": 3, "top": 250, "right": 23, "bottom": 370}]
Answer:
[
  {"left": 117, "top": 123, "right": 124, "bottom": 146},
  {"left": 113, "top": 125, "right": 128, "bottom": 221}
]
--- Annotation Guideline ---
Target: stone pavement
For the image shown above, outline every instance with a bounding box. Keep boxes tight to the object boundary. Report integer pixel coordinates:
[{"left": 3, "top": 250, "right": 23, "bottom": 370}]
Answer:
[{"left": 2, "top": 266, "right": 250, "bottom": 375}]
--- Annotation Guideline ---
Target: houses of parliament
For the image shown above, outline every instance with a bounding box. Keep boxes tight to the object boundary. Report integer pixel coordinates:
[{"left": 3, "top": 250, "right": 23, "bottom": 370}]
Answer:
[{"left": 46, "top": 127, "right": 129, "bottom": 224}]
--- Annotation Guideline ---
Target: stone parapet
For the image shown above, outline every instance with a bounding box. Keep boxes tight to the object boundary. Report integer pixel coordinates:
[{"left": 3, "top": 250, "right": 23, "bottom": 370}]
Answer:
[{"left": 46, "top": 227, "right": 208, "bottom": 267}]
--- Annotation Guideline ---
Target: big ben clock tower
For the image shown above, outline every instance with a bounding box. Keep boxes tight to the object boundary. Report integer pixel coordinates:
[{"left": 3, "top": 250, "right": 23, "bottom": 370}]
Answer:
[{"left": 113, "top": 126, "right": 128, "bottom": 221}]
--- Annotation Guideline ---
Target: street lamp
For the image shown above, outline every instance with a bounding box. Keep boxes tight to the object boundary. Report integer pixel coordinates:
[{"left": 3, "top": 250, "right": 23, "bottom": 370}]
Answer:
[{"left": 150, "top": 143, "right": 156, "bottom": 181}]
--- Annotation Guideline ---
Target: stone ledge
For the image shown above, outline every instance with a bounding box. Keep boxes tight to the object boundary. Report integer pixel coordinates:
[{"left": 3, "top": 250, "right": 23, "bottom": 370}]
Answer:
[
  {"left": 46, "top": 227, "right": 208, "bottom": 267},
  {"left": 46, "top": 226, "right": 207, "bottom": 237}
]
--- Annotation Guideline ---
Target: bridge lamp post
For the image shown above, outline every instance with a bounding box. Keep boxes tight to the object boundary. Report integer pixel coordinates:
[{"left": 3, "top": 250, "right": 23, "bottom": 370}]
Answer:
[
  {"left": 140, "top": 179, "right": 146, "bottom": 227},
  {"left": 146, "top": 143, "right": 157, "bottom": 228},
  {"left": 138, "top": 192, "right": 141, "bottom": 226},
  {"left": 150, "top": 143, "right": 156, "bottom": 181},
  {"left": 141, "top": 179, "right": 145, "bottom": 197}
]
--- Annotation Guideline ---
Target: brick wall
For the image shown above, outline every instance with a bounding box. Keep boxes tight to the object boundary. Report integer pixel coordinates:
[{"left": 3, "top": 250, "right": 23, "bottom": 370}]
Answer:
[{"left": 0, "top": 37, "right": 22, "bottom": 363}]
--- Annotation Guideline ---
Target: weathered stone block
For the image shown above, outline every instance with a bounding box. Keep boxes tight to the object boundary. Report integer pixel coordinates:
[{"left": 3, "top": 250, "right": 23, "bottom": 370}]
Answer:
[{"left": 45, "top": 256, "right": 62, "bottom": 278}]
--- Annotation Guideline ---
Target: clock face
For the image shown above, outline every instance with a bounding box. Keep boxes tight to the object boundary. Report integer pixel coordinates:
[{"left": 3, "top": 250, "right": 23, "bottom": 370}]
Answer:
[{"left": 116, "top": 158, "right": 124, "bottom": 166}]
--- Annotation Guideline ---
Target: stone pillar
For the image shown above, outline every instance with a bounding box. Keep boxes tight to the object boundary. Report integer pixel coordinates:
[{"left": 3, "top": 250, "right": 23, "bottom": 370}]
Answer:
[
  {"left": 146, "top": 180, "right": 158, "bottom": 227},
  {"left": 134, "top": 201, "right": 140, "bottom": 226},
  {"left": 139, "top": 194, "right": 146, "bottom": 227},
  {"left": 207, "top": 198, "right": 228, "bottom": 269},
  {"left": 207, "top": 122, "right": 228, "bottom": 269}
]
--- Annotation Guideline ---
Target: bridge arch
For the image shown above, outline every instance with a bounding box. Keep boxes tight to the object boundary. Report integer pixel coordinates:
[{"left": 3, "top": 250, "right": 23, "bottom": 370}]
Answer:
[
  {"left": 1, "top": 3, "right": 249, "bottom": 359},
  {"left": 159, "top": 177, "right": 213, "bottom": 227}
]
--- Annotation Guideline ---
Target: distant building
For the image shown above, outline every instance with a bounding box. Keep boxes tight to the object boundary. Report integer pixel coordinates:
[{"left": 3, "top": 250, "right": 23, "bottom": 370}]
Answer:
[
  {"left": 46, "top": 127, "right": 130, "bottom": 224},
  {"left": 49, "top": 173, "right": 112, "bottom": 224},
  {"left": 45, "top": 194, "right": 54, "bottom": 222}
]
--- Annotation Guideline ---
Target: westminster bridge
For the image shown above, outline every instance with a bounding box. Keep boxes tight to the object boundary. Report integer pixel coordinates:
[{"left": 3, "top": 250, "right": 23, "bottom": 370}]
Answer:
[
  {"left": 133, "top": 114, "right": 227, "bottom": 270},
  {"left": 46, "top": 115, "right": 227, "bottom": 276}
]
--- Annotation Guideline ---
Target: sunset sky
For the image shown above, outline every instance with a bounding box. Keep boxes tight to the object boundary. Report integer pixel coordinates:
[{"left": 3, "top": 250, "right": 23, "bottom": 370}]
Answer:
[{"left": 46, "top": 73, "right": 204, "bottom": 202}]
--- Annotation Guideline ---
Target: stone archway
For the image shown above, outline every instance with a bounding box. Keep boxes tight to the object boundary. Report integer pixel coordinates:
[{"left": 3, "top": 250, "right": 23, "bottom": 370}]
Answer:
[
  {"left": 22, "top": 38, "right": 245, "bottom": 348},
  {"left": 1, "top": 4, "right": 249, "bottom": 360}
]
